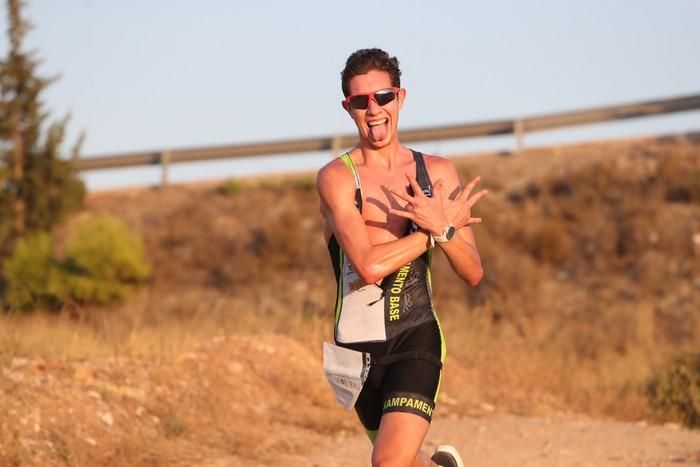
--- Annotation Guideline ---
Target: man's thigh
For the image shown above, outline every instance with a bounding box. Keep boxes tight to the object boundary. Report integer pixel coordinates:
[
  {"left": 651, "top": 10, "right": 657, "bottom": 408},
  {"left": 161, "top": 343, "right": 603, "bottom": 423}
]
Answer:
[{"left": 372, "top": 412, "right": 431, "bottom": 466}]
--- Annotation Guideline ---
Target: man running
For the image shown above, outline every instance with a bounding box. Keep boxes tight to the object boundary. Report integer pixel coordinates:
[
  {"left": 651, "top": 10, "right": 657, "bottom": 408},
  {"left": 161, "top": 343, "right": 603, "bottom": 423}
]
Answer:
[{"left": 317, "top": 48, "right": 487, "bottom": 467}]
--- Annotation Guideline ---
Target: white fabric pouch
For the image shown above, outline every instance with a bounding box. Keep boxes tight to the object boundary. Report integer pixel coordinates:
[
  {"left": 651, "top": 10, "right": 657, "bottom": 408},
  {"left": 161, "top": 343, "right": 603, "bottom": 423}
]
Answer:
[
  {"left": 336, "top": 262, "right": 386, "bottom": 344},
  {"left": 322, "top": 342, "right": 371, "bottom": 409}
]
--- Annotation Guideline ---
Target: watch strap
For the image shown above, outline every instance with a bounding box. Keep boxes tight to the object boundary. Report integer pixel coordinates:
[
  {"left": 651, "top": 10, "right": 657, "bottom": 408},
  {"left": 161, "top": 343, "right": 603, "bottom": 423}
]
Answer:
[{"left": 433, "top": 224, "right": 455, "bottom": 243}]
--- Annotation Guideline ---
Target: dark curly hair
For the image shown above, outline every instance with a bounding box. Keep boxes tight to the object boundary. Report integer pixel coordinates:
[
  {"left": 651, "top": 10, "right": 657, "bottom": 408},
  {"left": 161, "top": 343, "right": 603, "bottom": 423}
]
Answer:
[{"left": 341, "top": 48, "right": 401, "bottom": 97}]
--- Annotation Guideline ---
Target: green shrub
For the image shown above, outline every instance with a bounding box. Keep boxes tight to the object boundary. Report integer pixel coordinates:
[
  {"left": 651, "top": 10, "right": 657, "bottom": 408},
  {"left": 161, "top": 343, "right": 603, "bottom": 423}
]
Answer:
[
  {"left": 2, "top": 215, "right": 150, "bottom": 310},
  {"left": 646, "top": 352, "right": 700, "bottom": 427},
  {"left": 66, "top": 215, "right": 150, "bottom": 283},
  {"left": 2, "top": 233, "right": 65, "bottom": 309}
]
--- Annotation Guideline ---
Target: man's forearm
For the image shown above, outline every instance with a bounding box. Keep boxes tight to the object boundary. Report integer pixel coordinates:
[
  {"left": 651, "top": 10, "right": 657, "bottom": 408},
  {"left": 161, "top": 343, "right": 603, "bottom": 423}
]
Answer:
[
  {"left": 354, "top": 230, "right": 432, "bottom": 284},
  {"left": 437, "top": 230, "right": 483, "bottom": 286}
]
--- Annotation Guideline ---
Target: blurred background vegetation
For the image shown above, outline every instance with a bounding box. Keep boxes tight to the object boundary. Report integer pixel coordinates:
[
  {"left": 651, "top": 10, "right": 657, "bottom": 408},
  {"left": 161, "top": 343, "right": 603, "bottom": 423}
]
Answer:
[{"left": 0, "top": 0, "right": 147, "bottom": 312}]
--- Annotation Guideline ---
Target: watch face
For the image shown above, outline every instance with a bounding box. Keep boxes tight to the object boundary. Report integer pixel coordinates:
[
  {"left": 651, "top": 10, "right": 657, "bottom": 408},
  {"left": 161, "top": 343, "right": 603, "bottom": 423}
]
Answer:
[{"left": 446, "top": 225, "right": 456, "bottom": 240}]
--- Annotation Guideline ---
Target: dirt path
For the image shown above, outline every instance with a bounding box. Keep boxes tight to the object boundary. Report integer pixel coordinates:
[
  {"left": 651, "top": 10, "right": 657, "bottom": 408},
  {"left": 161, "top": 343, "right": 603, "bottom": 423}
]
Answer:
[
  {"left": 277, "top": 415, "right": 700, "bottom": 467},
  {"left": 4, "top": 335, "right": 699, "bottom": 466}
]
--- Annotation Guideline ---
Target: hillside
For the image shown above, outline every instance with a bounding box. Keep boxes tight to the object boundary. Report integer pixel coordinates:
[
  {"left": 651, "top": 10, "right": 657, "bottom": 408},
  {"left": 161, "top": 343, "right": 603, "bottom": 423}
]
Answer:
[
  {"left": 1, "top": 132, "right": 700, "bottom": 465},
  {"left": 82, "top": 132, "right": 700, "bottom": 378}
]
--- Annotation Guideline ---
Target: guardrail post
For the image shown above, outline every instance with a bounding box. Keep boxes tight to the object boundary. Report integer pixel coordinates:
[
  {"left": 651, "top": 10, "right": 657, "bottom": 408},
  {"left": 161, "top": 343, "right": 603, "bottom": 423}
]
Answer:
[
  {"left": 331, "top": 135, "right": 342, "bottom": 158},
  {"left": 515, "top": 119, "right": 525, "bottom": 154},
  {"left": 161, "top": 150, "right": 171, "bottom": 187}
]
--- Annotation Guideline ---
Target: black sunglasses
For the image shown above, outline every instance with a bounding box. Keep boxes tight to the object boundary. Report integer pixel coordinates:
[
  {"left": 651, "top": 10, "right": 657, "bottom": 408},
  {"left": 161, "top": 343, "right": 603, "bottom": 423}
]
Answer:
[{"left": 345, "top": 87, "right": 399, "bottom": 110}]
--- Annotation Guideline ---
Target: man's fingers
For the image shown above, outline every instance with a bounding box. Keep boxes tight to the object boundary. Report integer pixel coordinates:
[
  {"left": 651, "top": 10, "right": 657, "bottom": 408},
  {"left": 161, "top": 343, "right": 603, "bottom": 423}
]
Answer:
[
  {"left": 405, "top": 173, "right": 425, "bottom": 198},
  {"left": 433, "top": 179, "right": 446, "bottom": 198},
  {"left": 463, "top": 176, "right": 482, "bottom": 197},
  {"left": 466, "top": 217, "right": 482, "bottom": 225},
  {"left": 465, "top": 189, "right": 488, "bottom": 208}
]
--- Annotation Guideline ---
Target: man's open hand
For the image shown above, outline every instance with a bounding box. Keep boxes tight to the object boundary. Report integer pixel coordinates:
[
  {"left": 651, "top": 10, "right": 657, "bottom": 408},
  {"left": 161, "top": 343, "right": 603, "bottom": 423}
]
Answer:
[
  {"left": 388, "top": 174, "right": 449, "bottom": 236},
  {"left": 442, "top": 176, "right": 488, "bottom": 229}
]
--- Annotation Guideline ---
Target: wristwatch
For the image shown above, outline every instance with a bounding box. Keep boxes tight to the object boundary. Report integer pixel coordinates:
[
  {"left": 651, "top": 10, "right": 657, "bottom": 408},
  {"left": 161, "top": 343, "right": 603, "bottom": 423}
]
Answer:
[{"left": 432, "top": 224, "right": 456, "bottom": 243}]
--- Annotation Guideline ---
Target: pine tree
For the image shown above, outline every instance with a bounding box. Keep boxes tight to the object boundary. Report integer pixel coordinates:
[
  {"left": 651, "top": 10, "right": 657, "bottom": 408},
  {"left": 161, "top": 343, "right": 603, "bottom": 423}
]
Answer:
[{"left": 0, "top": 0, "right": 85, "bottom": 256}]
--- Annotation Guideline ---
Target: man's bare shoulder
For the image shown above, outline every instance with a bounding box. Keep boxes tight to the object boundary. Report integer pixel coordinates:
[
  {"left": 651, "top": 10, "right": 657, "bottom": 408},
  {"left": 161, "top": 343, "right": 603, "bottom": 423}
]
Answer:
[
  {"left": 318, "top": 156, "right": 345, "bottom": 178},
  {"left": 316, "top": 156, "right": 356, "bottom": 200},
  {"left": 422, "top": 153, "right": 459, "bottom": 178},
  {"left": 317, "top": 157, "right": 349, "bottom": 185}
]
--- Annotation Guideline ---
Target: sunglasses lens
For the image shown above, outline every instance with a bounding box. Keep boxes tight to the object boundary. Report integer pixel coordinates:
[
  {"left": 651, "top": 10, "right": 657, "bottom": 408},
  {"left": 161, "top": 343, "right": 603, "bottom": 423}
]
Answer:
[
  {"left": 347, "top": 89, "right": 397, "bottom": 110},
  {"left": 374, "top": 89, "right": 397, "bottom": 106},
  {"left": 348, "top": 95, "right": 370, "bottom": 109}
]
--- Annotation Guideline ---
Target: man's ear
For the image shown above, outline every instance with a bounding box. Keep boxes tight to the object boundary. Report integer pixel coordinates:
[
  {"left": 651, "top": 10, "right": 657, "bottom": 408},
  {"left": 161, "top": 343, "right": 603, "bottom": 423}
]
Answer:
[
  {"left": 340, "top": 100, "right": 355, "bottom": 120},
  {"left": 398, "top": 88, "right": 406, "bottom": 111}
]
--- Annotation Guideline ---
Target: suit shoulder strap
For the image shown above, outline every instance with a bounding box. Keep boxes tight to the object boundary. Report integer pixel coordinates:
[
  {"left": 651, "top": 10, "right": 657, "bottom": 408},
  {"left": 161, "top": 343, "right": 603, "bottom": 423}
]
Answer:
[
  {"left": 411, "top": 149, "right": 433, "bottom": 197},
  {"left": 338, "top": 153, "right": 363, "bottom": 211}
]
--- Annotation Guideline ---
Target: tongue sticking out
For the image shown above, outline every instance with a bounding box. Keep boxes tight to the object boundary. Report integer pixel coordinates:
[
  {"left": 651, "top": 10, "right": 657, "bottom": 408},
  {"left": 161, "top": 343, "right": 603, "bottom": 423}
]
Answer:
[{"left": 369, "top": 121, "right": 388, "bottom": 141}]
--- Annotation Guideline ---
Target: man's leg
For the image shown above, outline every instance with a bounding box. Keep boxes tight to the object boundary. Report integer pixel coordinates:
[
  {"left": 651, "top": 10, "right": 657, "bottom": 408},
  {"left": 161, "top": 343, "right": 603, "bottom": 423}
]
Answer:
[
  {"left": 369, "top": 322, "right": 445, "bottom": 466},
  {"left": 371, "top": 411, "right": 435, "bottom": 467}
]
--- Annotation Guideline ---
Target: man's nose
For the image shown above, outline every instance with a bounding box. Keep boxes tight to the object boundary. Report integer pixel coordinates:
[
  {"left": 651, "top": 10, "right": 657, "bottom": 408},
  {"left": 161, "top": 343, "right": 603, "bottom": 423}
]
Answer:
[{"left": 367, "top": 97, "right": 381, "bottom": 114}]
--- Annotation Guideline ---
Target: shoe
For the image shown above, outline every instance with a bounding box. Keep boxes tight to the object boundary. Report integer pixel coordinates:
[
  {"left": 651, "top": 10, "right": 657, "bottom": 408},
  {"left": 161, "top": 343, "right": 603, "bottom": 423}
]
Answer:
[{"left": 431, "top": 444, "right": 464, "bottom": 467}]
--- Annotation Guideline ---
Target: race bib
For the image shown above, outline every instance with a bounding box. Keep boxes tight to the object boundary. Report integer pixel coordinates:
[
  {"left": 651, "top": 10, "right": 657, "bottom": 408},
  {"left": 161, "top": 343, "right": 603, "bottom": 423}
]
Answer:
[{"left": 322, "top": 342, "right": 371, "bottom": 409}]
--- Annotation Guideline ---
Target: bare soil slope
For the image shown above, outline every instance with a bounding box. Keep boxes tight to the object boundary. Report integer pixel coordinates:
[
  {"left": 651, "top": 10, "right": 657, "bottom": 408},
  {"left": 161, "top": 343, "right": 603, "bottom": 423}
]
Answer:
[{"left": 3, "top": 334, "right": 700, "bottom": 466}]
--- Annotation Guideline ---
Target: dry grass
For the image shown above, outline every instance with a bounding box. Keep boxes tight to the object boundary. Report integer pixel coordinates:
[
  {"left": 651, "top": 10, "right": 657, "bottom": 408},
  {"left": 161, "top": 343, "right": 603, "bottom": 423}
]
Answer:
[
  {"left": 2, "top": 133, "right": 700, "bottom": 464},
  {"left": 0, "top": 289, "right": 331, "bottom": 364}
]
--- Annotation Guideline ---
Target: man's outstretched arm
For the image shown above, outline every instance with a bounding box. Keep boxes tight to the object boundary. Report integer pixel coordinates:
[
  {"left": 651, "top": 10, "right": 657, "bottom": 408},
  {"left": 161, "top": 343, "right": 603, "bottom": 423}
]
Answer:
[{"left": 389, "top": 157, "right": 487, "bottom": 286}]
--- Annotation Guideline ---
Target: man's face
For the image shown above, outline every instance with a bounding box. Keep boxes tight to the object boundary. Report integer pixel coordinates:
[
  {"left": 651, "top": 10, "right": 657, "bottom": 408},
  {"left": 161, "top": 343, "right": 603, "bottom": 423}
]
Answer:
[{"left": 343, "top": 69, "right": 405, "bottom": 149}]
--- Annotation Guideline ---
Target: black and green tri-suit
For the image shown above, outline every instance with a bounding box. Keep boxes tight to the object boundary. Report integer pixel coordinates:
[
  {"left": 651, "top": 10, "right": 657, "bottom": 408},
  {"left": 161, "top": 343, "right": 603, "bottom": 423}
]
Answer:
[{"left": 327, "top": 150, "right": 446, "bottom": 441}]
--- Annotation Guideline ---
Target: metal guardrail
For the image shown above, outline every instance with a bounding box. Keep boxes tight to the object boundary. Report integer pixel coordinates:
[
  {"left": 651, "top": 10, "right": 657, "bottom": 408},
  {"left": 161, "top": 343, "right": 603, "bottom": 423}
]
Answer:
[{"left": 74, "top": 93, "right": 700, "bottom": 184}]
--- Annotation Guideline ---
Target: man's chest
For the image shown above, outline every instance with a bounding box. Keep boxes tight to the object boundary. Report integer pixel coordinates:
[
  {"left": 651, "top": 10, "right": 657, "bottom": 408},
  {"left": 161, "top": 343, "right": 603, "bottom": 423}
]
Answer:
[{"left": 357, "top": 170, "right": 414, "bottom": 238}]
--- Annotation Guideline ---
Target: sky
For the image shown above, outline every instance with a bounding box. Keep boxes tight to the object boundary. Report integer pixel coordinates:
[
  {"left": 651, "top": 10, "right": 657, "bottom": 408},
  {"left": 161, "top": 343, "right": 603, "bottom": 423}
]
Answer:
[{"left": 2, "top": 0, "right": 700, "bottom": 189}]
